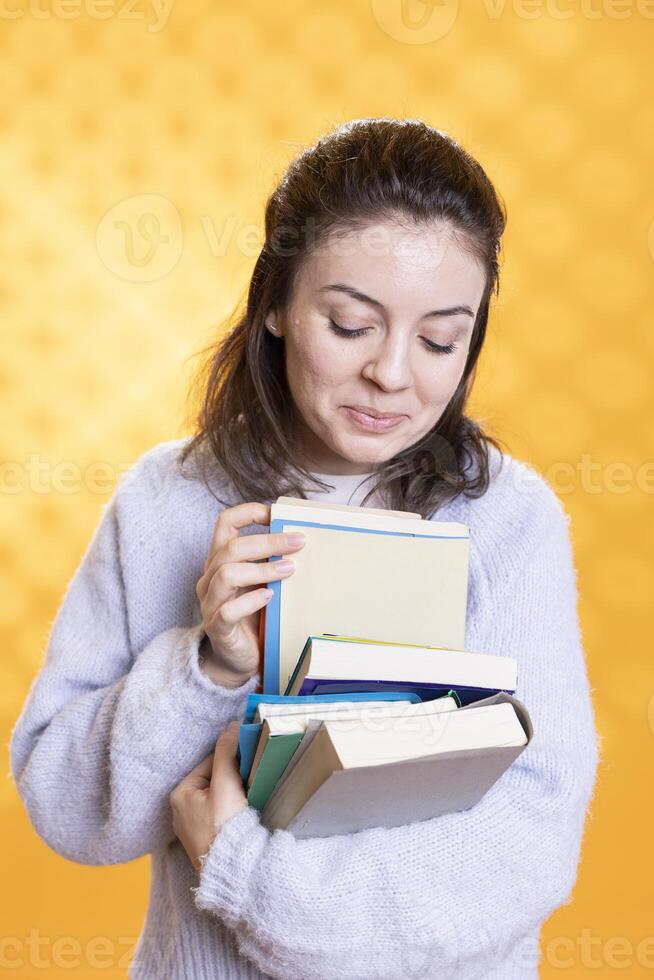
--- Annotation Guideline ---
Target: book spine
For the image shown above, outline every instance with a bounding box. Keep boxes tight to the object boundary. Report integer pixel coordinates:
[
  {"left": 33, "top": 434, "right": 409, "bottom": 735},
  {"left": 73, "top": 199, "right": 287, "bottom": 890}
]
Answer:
[
  {"left": 257, "top": 602, "right": 265, "bottom": 694},
  {"left": 262, "top": 517, "right": 286, "bottom": 694},
  {"left": 242, "top": 689, "right": 423, "bottom": 723}
]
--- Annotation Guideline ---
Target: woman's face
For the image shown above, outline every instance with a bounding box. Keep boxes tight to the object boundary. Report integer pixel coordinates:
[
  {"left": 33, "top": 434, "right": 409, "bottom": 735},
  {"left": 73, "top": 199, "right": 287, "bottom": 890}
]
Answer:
[{"left": 266, "top": 219, "right": 487, "bottom": 475}]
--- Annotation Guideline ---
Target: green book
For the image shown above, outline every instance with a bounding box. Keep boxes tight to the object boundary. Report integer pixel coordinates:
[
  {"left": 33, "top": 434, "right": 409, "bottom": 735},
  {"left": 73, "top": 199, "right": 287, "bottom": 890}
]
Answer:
[{"left": 247, "top": 731, "right": 304, "bottom": 811}]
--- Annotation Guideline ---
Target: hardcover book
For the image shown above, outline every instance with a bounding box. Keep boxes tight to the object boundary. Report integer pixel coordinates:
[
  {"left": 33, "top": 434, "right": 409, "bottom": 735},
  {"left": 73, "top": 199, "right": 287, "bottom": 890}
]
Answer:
[{"left": 261, "top": 496, "right": 470, "bottom": 695}]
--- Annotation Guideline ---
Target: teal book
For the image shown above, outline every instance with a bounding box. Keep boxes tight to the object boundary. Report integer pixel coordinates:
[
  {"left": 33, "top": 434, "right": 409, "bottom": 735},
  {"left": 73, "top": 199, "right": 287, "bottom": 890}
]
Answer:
[{"left": 247, "top": 731, "right": 304, "bottom": 811}]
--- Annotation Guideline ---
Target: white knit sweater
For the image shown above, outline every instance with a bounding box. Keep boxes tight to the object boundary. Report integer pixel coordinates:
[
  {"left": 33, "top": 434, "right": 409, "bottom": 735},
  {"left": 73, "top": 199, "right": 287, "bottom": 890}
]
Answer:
[{"left": 9, "top": 437, "right": 600, "bottom": 980}]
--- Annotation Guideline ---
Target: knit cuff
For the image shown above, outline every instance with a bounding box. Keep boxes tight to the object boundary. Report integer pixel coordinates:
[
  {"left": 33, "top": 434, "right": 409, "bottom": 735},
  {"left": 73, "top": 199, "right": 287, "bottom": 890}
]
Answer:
[
  {"left": 176, "top": 623, "right": 261, "bottom": 721},
  {"left": 193, "top": 805, "right": 270, "bottom": 924}
]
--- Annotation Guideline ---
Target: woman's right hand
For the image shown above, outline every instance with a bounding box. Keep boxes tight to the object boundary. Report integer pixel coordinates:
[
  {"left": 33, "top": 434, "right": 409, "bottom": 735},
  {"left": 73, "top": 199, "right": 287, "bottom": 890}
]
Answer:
[{"left": 195, "top": 502, "right": 306, "bottom": 687}]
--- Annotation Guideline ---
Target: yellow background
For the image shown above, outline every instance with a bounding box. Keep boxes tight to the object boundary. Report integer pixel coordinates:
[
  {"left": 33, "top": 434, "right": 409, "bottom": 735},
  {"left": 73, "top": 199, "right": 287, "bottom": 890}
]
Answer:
[{"left": 2, "top": 1, "right": 653, "bottom": 976}]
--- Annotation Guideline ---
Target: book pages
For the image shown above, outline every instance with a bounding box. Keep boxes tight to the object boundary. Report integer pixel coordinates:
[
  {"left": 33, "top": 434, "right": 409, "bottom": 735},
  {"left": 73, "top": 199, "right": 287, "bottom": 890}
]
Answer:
[{"left": 278, "top": 523, "right": 469, "bottom": 694}]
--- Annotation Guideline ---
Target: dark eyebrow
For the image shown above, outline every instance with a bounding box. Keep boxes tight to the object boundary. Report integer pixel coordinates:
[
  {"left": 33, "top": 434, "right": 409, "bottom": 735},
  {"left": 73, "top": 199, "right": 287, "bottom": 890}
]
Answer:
[{"left": 318, "top": 283, "right": 475, "bottom": 319}]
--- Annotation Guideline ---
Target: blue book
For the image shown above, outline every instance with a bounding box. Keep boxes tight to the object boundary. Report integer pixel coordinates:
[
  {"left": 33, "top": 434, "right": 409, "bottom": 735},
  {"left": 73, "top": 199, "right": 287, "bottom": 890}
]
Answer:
[
  {"left": 237, "top": 690, "right": 421, "bottom": 782},
  {"left": 263, "top": 497, "right": 470, "bottom": 695}
]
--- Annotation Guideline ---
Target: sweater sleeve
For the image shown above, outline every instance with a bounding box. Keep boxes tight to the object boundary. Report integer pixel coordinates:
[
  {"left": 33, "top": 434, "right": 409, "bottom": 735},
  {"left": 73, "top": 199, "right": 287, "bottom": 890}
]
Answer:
[
  {"left": 192, "top": 485, "right": 601, "bottom": 980},
  {"left": 9, "top": 469, "right": 259, "bottom": 866}
]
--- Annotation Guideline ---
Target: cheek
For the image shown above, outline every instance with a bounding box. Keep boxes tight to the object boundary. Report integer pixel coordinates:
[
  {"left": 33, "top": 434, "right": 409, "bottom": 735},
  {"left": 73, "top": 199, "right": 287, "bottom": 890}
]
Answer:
[
  {"left": 415, "top": 352, "right": 467, "bottom": 406},
  {"left": 288, "top": 332, "right": 354, "bottom": 392}
]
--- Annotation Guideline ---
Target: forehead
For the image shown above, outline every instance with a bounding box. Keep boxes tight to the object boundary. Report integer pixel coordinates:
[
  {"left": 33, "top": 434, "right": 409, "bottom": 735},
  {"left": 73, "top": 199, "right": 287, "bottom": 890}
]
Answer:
[{"left": 294, "top": 219, "right": 487, "bottom": 314}]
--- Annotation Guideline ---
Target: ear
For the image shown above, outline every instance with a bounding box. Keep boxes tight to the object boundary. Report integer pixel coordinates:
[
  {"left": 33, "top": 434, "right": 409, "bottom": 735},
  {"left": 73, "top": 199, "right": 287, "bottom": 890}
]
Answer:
[{"left": 265, "top": 310, "right": 283, "bottom": 338}]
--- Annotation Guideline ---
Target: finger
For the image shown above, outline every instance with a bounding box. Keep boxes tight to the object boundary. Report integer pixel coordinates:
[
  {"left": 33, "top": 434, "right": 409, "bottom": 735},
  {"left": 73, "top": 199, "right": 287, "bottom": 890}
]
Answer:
[
  {"left": 178, "top": 752, "right": 215, "bottom": 791},
  {"left": 198, "top": 531, "right": 304, "bottom": 603},
  {"left": 210, "top": 721, "right": 241, "bottom": 784},
  {"left": 208, "top": 503, "right": 272, "bottom": 564},
  {"left": 204, "top": 587, "right": 272, "bottom": 637},
  {"left": 199, "top": 554, "right": 295, "bottom": 608},
  {"left": 207, "top": 530, "right": 305, "bottom": 578}
]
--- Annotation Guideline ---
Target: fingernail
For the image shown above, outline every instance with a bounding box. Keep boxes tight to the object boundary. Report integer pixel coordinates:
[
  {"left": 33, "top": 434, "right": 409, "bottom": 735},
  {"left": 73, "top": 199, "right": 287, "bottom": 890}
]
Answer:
[{"left": 286, "top": 532, "right": 306, "bottom": 546}]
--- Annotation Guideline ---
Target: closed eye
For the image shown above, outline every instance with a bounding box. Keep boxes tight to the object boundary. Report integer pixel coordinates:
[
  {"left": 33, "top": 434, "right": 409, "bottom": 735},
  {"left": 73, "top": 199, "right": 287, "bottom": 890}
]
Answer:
[{"left": 328, "top": 318, "right": 458, "bottom": 356}]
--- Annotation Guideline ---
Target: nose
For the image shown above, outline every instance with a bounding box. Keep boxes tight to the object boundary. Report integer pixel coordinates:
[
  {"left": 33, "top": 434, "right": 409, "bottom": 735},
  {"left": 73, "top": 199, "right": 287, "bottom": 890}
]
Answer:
[{"left": 361, "top": 333, "right": 413, "bottom": 392}]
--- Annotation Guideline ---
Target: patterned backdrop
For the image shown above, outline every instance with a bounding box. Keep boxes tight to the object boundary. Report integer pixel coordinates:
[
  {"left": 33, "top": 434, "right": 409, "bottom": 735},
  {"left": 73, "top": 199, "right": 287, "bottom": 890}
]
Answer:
[{"left": 2, "top": 1, "right": 653, "bottom": 976}]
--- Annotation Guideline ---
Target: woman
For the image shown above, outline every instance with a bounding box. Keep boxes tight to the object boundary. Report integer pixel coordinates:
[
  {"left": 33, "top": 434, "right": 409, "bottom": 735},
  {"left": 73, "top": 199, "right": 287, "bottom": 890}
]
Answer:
[{"left": 10, "top": 118, "right": 599, "bottom": 980}]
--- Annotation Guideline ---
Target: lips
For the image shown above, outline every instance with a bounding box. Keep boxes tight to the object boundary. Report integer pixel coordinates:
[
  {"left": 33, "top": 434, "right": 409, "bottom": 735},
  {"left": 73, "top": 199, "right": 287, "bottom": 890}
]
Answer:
[
  {"left": 346, "top": 404, "right": 406, "bottom": 420},
  {"left": 343, "top": 406, "right": 406, "bottom": 433}
]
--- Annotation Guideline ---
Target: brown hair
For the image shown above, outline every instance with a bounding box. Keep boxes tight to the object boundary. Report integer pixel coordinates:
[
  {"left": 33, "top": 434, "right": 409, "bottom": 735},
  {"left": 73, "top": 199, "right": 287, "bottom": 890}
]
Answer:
[{"left": 180, "top": 117, "right": 508, "bottom": 518}]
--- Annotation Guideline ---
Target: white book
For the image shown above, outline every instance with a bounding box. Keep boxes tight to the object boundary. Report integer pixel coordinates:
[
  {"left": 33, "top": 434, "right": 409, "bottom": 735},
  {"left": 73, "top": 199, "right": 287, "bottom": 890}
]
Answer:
[
  {"left": 259, "top": 695, "right": 459, "bottom": 736},
  {"left": 254, "top": 698, "right": 415, "bottom": 723},
  {"left": 286, "top": 635, "right": 517, "bottom": 697},
  {"left": 261, "top": 692, "right": 533, "bottom": 838},
  {"left": 265, "top": 497, "right": 470, "bottom": 695}
]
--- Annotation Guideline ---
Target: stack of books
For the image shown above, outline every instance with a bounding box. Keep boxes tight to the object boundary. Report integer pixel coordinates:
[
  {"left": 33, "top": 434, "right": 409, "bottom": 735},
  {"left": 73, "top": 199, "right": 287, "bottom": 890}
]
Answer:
[{"left": 236, "top": 496, "right": 532, "bottom": 839}]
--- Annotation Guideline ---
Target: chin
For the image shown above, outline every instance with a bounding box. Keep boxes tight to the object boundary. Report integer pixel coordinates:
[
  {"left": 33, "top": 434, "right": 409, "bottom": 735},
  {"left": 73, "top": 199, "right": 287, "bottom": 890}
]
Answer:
[{"left": 337, "top": 439, "right": 394, "bottom": 466}]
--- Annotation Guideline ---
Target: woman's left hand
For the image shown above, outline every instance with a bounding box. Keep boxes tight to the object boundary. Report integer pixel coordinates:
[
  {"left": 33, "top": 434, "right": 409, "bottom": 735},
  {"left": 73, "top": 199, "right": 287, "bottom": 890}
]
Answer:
[{"left": 170, "top": 720, "right": 247, "bottom": 871}]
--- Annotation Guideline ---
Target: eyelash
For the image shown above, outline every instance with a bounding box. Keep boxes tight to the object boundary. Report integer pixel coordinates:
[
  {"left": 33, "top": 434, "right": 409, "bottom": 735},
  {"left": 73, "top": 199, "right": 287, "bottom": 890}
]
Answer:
[{"left": 328, "top": 319, "right": 458, "bottom": 356}]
